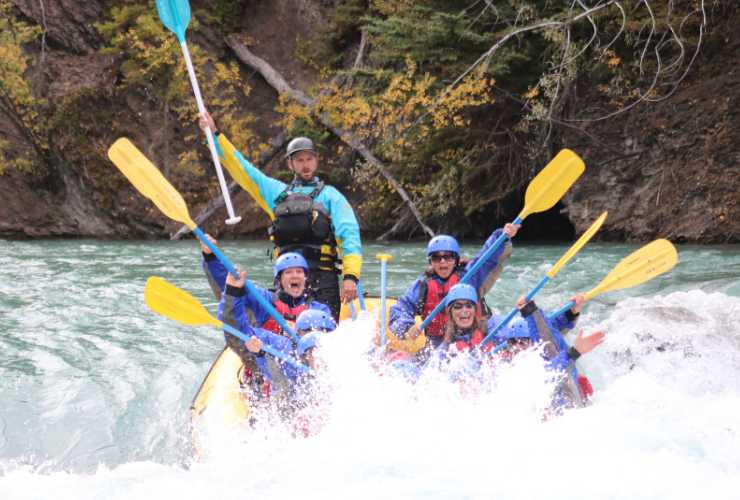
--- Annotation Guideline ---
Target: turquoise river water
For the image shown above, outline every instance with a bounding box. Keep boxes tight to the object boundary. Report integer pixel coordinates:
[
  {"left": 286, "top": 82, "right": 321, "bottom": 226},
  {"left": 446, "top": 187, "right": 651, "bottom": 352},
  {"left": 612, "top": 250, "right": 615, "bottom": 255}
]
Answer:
[{"left": 1, "top": 239, "right": 739, "bottom": 499}]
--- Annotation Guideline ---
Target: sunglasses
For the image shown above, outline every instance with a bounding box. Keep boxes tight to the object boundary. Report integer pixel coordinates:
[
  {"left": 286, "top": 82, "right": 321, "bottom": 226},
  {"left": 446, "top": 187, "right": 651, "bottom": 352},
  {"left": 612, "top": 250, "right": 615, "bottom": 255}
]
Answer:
[
  {"left": 298, "top": 327, "right": 332, "bottom": 335},
  {"left": 450, "top": 301, "right": 475, "bottom": 310},
  {"left": 430, "top": 252, "right": 457, "bottom": 263}
]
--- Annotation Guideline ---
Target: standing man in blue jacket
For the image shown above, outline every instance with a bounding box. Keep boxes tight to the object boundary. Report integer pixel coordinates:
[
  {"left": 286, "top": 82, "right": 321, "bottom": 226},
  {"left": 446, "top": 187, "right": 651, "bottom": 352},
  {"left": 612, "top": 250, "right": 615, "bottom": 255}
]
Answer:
[{"left": 198, "top": 112, "right": 362, "bottom": 319}]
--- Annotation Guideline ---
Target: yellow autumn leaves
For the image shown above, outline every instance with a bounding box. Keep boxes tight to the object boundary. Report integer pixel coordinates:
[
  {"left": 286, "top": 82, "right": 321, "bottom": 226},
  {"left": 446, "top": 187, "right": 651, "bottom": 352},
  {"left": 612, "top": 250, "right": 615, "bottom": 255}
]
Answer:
[
  {"left": 277, "top": 58, "right": 493, "bottom": 165},
  {"left": 97, "top": 4, "right": 263, "bottom": 175}
]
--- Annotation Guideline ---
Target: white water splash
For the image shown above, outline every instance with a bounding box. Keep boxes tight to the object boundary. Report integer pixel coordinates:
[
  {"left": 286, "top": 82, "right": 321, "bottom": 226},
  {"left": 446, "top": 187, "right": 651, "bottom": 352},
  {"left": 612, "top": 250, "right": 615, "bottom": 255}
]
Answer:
[{"left": 2, "top": 242, "right": 740, "bottom": 499}]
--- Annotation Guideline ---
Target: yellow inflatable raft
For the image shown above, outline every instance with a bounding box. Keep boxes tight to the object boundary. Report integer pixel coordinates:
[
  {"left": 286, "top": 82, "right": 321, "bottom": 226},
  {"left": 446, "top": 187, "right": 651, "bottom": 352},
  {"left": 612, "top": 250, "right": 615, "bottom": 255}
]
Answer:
[{"left": 190, "top": 296, "right": 426, "bottom": 450}]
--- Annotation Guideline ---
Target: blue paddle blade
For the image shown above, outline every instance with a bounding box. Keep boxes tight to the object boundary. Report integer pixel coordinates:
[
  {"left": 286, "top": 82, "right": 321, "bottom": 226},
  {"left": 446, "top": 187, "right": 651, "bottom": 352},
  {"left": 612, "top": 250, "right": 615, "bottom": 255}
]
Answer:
[{"left": 155, "top": 0, "right": 191, "bottom": 42}]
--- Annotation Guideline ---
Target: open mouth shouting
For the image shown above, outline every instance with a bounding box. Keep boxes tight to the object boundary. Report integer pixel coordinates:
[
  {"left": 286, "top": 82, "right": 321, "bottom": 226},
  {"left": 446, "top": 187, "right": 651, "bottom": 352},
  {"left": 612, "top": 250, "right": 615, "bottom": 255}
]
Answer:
[
  {"left": 449, "top": 300, "right": 476, "bottom": 328},
  {"left": 280, "top": 267, "right": 307, "bottom": 298}
]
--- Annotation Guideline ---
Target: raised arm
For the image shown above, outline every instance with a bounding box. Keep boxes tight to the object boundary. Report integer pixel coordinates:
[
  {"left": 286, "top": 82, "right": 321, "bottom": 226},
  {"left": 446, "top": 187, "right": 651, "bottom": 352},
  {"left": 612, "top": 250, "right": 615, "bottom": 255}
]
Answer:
[
  {"left": 389, "top": 278, "right": 423, "bottom": 339},
  {"left": 466, "top": 223, "right": 519, "bottom": 296}
]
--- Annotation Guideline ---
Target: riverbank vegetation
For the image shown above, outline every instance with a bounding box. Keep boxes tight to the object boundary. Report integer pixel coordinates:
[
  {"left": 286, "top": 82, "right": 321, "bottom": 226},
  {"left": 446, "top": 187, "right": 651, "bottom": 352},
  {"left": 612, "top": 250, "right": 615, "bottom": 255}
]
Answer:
[{"left": 0, "top": 1, "right": 737, "bottom": 242}]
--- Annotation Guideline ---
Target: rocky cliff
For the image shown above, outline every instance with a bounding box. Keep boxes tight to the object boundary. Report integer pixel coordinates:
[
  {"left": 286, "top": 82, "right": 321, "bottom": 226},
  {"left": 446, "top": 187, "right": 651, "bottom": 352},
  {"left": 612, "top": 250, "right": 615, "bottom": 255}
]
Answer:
[{"left": 0, "top": 0, "right": 738, "bottom": 243}]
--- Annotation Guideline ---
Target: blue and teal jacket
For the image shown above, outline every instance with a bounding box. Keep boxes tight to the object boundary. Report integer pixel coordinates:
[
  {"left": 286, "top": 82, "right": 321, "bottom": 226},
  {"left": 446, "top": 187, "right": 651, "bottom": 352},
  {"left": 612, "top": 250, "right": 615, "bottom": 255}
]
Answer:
[
  {"left": 203, "top": 253, "right": 331, "bottom": 329},
  {"left": 388, "top": 228, "right": 513, "bottom": 340},
  {"left": 213, "top": 133, "right": 363, "bottom": 280}
]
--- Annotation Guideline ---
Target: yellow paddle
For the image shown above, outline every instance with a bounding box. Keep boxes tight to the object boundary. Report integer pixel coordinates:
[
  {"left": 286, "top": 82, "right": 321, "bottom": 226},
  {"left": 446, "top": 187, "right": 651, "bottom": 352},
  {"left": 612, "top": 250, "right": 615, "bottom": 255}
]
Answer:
[
  {"left": 108, "top": 138, "right": 299, "bottom": 342},
  {"left": 547, "top": 211, "right": 608, "bottom": 278},
  {"left": 420, "top": 149, "right": 585, "bottom": 330},
  {"left": 144, "top": 276, "right": 311, "bottom": 373},
  {"left": 479, "top": 211, "right": 607, "bottom": 347},
  {"left": 518, "top": 149, "right": 586, "bottom": 220},
  {"left": 549, "top": 239, "right": 679, "bottom": 318}
]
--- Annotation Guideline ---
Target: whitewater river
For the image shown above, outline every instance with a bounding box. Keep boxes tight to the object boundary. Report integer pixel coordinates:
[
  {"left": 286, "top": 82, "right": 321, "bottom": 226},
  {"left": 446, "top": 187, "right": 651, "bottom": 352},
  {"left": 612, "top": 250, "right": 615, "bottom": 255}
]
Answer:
[{"left": 1, "top": 238, "right": 739, "bottom": 499}]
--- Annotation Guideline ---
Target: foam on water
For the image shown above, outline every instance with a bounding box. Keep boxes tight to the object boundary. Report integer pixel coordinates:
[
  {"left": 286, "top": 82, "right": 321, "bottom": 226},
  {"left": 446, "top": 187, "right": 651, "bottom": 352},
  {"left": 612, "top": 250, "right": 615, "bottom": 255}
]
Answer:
[{"left": 1, "top": 241, "right": 739, "bottom": 499}]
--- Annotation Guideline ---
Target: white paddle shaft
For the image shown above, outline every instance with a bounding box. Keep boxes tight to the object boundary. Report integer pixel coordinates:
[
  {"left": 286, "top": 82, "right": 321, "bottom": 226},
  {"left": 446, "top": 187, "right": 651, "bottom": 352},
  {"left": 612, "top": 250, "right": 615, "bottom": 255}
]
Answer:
[{"left": 180, "top": 40, "right": 241, "bottom": 225}]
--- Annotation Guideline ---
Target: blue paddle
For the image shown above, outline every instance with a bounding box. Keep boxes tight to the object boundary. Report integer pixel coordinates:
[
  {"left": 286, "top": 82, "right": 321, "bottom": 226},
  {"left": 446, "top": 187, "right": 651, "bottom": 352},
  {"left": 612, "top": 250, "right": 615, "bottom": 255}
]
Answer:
[{"left": 155, "top": 0, "right": 241, "bottom": 225}]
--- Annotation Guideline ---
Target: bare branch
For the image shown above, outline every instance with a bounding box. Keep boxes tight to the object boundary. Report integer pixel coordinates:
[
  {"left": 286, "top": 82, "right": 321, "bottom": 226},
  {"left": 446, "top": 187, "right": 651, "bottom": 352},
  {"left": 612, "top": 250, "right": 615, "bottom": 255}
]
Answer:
[
  {"left": 601, "top": 2, "right": 626, "bottom": 53},
  {"left": 343, "top": 29, "right": 368, "bottom": 90},
  {"left": 37, "top": 0, "right": 48, "bottom": 65},
  {"left": 557, "top": 0, "right": 601, "bottom": 68},
  {"left": 637, "top": 0, "right": 657, "bottom": 78},
  {"left": 647, "top": 0, "right": 706, "bottom": 103}
]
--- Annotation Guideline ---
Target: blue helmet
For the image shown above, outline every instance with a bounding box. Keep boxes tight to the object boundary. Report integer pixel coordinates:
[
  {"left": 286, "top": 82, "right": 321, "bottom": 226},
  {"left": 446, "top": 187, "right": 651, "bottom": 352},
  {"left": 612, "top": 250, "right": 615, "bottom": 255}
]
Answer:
[
  {"left": 297, "top": 332, "right": 321, "bottom": 356},
  {"left": 501, "top": 320, "right": 533, "bottom": 341},
  {"left": 444, "top": 283, "right": 478, "bottom": 308},
  {"left": 274, "top": 252, "right": 309, "bottom": 278},
  {"left": 427, "top": 235, "right": 460, "bottom": 257},
  {"left": 295, "top": 309, "right": 336, "bottom": 334}
]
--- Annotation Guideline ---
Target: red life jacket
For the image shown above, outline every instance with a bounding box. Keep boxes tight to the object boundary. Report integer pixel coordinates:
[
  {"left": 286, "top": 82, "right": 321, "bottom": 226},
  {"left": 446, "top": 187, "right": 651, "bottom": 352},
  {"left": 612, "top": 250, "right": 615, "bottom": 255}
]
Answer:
[
  {"left": 453, "top": 329, "right": 485, "bottom": 352},
  {"left": 261, "top": 294, "right": 310, "bottom": 334},
  {"left": 417, "top": 270, "right": 486, "bottom": 338}
]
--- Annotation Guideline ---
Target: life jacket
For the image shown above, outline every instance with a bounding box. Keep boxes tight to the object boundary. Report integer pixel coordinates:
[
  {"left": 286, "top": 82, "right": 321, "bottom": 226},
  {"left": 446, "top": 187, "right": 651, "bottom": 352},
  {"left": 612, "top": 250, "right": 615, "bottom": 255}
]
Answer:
[
  {"left": 578, "top": 375, "right": 594, "bottom": 400},
  {"left": 261, "top": 292, "right": 311, "bottom": 334},
  {"left": 415, "top": 268, "right": 490, "bottom": 338},
  {"left": 239, "top": 365, "right": 271, "bottom": 399},
  {"left": 452, "top": 328, "right": 485, "bottom": 352},
  {"left": 269, "top": 180, "right": 335, "bottom": 268}
]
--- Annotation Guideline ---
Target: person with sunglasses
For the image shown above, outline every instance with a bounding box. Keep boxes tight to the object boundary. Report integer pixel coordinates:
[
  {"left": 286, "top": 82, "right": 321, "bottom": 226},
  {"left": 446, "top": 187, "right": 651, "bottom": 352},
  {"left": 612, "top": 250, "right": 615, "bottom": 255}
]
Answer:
[
  {"left": 429, "top": 284, "right": 601, "bottom": 407},
  {"left": 389, "top": 223, "right": 520, "bottom": 351}
]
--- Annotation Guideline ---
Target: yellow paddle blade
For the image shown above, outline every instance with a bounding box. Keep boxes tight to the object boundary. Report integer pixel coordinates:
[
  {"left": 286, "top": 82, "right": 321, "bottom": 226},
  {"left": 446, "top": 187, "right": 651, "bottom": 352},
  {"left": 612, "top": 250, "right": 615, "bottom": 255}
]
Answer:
[
  {"left": 216, "top": 134, "right": 275, "bottom": 220},
  {"left": 376, "top": 253, "right": 393, "bottom": 262},
  {"left": 584, "top": 239, "right": 679, "bottom": 301},
  {"left": 520, "top": 149, "right": 585, "bottom": 219},
  {"left": 547, "top": 211, "right": 607, "bottom": 278},
  {"left": 108, "top": 138, "right": 196, "bottom": 229},
  {"left": 144, "top": 276, "right": 221, "bottom": 327}
]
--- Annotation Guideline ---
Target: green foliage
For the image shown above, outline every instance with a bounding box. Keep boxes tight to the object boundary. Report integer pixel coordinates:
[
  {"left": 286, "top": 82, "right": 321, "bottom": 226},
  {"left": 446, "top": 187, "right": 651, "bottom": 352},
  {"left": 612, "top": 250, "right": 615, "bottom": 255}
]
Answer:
[
  {"left": 286, "top": 0, "right": 709, "bottom": 235},
  {"left": 364, "top": 4, "right": 492, "bottom": 75},
  {"left": 0, "top": 0, "right": 45, "bottom": 175},
  {"left": 314, "top": 0, "right": 368, "bottom": 69},
  {"left": 96, "top": 0, "right": 263, "bottom": 174},
  {"left": 195, "top": 0, "right": 252, "bottom": 35}
]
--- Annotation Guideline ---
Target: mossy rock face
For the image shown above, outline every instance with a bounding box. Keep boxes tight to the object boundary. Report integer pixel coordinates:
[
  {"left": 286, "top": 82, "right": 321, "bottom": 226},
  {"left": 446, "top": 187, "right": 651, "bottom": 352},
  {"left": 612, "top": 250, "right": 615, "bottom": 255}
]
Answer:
[{"left": 1, "top": 0, "right": 738, "bottom": 242}]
